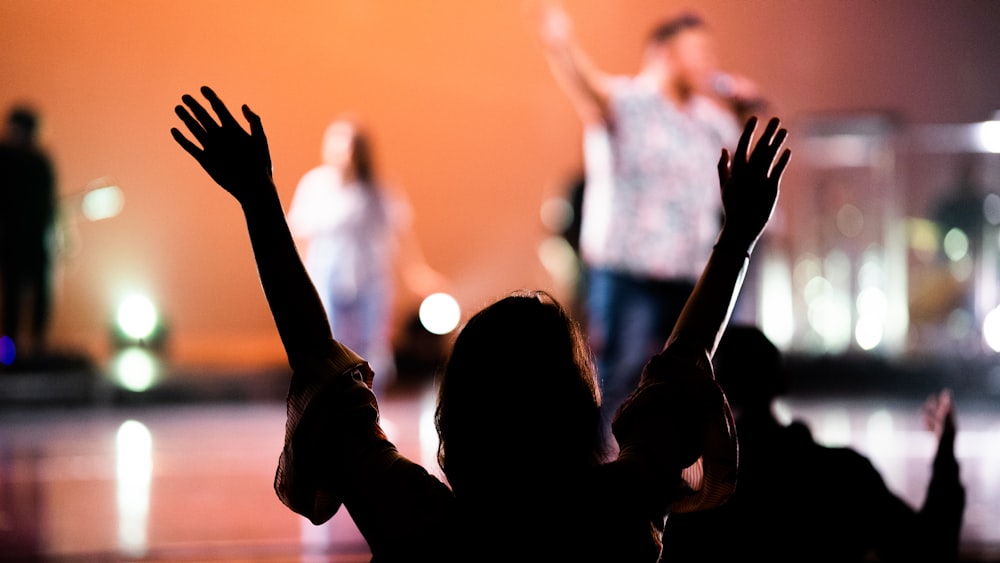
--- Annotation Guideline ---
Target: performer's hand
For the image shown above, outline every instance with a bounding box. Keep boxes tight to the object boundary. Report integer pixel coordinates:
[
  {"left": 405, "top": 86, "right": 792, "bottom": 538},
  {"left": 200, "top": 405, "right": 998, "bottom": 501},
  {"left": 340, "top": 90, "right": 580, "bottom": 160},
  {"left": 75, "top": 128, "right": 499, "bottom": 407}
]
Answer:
[
  {"left": 716, "top": 116, "right": 791, "bottom": 250},
  {"left": 528, "top": 0, "right": 572, "bottom": 49},
  {"left": 171, "top": 86, "right": 274, "bottom": 206}
]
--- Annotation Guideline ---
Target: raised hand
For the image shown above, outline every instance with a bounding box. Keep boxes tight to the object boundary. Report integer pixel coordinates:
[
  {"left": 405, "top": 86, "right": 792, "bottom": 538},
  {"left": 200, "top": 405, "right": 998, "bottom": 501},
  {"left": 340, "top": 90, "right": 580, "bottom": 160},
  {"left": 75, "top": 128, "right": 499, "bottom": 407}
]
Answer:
[
  {"left": 171, "top": 86, "right": 336, "bottom": 366},
  {"left": 716, "top": 116, "right": 791, "bottom": 251},
  {"left": 171, "top": 86, "right": 274, "bottom": 206},
  {"left": 531, "top": 1, "right": 572, "bottom": 49},
  {"left": 924, "top": 388, "right": 957, "bottom": 444}
]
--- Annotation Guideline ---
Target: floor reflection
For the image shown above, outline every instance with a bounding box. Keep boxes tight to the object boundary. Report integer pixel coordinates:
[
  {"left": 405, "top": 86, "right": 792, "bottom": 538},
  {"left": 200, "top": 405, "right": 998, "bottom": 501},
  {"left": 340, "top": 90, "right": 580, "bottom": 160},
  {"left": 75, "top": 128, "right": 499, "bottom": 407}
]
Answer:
[{"left": 1, "top": 385, "right": 998, "bottom": 561}]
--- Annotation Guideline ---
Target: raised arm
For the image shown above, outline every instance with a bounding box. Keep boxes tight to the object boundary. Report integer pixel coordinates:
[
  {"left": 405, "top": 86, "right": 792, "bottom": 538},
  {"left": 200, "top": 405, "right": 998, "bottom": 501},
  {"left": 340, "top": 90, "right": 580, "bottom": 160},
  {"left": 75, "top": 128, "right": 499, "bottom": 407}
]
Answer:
[
  {"left": 170, "top": 86, "right": 338, "bottom": 371},
  {"left": 532, "top": 2, "right": 613, "bottom": 126},
  {"left": 912, "top": 388, "right": 965, "bottom": 561},
  {"left": 666, "top": 116, "right": 790, "bottom": 361}
]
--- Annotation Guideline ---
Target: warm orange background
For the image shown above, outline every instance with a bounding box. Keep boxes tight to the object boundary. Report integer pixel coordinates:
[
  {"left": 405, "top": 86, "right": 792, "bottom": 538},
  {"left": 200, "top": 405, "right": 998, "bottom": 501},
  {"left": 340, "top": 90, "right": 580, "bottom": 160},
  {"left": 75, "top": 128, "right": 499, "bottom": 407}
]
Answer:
[{"left": 2, "top": 0, "right": 998, "bottom": 371}]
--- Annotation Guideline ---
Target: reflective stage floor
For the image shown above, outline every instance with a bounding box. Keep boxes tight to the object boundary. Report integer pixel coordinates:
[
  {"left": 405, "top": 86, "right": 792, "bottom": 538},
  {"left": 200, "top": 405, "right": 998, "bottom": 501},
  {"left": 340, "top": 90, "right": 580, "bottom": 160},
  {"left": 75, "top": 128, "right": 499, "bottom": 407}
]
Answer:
[{"left": 1, "top": 374, "right": 999, "bottom": 562}]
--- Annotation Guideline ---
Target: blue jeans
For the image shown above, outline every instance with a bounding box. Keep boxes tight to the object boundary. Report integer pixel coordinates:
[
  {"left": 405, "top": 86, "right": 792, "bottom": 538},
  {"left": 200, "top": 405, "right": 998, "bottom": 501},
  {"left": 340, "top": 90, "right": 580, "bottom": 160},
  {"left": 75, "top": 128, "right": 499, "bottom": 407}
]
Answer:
[
  {"left": 325, "top": 282, "right": 395, "bottom": 394},
  {"left": 585, "top": 268, "right": 695, "bottom": 432}
]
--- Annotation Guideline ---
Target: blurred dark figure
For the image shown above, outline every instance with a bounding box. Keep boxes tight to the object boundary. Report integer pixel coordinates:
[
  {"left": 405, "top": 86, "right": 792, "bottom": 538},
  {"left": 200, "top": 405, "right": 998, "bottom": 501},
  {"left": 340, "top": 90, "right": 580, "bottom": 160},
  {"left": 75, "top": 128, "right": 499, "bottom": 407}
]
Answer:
[
  {"left": 0, "top": 105, "right": 57, "bottom": 362},
  {"left": 661, "top": 324, "right": 966, "bottom": 562}
]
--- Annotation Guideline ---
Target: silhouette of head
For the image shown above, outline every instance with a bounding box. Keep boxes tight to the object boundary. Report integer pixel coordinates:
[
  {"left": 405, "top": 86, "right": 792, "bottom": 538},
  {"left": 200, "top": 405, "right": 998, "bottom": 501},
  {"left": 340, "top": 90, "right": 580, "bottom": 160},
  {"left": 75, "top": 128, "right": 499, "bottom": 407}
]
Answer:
[
  {"left": 712, "top": 324, "right": 787, "bottom": 415},
  {"left": 435, "top": 291, "right": 603, "bottom": 497},
  {"left": 5, "top": 105, "right": 40, "bottom": 146}
]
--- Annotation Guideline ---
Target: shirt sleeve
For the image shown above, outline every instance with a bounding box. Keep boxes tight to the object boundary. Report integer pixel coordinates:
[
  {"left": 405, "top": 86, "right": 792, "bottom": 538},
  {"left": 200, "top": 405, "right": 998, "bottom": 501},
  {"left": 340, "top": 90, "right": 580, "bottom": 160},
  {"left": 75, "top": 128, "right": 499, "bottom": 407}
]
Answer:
[
  {"left": 274, "top": 338, "right": 457, "bottom": 558},
  {"left": 611, "top": 341, "right": 738, "bottom": 515},
  {"left": 274, "top": 339, "right": 378, "bottom": 524}
]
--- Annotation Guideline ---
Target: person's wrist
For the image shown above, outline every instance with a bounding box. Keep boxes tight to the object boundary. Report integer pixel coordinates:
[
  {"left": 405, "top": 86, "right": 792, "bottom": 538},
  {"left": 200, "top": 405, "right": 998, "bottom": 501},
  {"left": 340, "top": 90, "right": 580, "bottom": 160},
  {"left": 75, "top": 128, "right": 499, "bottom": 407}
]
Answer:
[
  {"left": 713, "top": 229, "right": 755, "bottom": 258},
  {"left": 239, "top": 180, "right": 281, "bottom": 213}
]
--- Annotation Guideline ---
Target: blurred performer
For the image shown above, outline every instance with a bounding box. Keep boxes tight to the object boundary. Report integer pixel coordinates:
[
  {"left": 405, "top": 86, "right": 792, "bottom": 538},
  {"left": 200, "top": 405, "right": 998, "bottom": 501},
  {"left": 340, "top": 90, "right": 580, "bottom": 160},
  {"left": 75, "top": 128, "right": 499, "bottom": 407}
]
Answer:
[
  {"left": 0, "top": 105, "right": 57, "bottom": 361},
  {"left": 536, "top": 4, "right": 765, "bottom": 430},
  {"left": 287, "top": 117, "right": 444, "bottom": 394}
]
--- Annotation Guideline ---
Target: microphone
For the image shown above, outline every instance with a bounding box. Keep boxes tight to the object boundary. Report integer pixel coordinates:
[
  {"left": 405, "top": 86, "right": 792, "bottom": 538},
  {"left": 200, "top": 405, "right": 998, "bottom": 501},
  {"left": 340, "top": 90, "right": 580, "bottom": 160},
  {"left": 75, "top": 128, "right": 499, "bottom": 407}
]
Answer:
[{"left": 711, "top": 72, "right": 768, "bottom": 113}]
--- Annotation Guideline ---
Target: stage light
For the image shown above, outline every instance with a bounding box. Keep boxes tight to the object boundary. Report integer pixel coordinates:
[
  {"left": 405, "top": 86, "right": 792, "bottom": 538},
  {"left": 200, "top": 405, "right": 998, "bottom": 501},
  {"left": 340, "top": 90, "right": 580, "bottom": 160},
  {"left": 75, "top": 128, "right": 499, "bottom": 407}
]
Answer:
[
  {"left": 855, "top": 316, "right": 883, "bottom": 351},
  {"left": 113, "top": 347, "right": 158, "bottom": 392},
  {"left": 117, "top": 294, "right": 158, "bottom": 342},
  {"left": 82, "top": 183, "right": 124, "bottom": 221},
  {"left": 977, "top": 120, "right": 1000, "bottom": 154},
  {"left": 943, "top": 228, "right": 970, "bottom": 262},
  {"left": 419, "top": 292, "right": 461, "bottom": 335},
  {"left": 983, "top": 306, "right": 1000, "bottom": 353}
]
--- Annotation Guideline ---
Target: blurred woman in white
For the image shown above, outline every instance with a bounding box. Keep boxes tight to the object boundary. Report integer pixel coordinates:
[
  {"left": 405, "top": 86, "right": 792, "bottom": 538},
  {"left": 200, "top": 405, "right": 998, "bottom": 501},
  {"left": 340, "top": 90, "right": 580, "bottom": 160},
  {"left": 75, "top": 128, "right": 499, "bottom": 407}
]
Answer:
[{"left": 288, "top": 117, "right": 442, "bottom": 394}]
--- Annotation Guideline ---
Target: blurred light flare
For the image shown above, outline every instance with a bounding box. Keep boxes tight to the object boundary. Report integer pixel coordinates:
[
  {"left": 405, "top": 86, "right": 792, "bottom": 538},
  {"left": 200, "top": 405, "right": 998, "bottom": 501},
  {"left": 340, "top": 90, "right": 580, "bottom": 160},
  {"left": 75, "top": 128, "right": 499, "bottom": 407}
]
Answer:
[
  {"left": 419, "top": 292, "right": 461, "bottom": 335},
  {"left": 836, "top": 203, "right": 865, "bottom": 238},
  {"left": 117, "top": 294, "right": 158, "bottom": 341},
  {"left": 976, "top": 121, "right": 1000, "bottom": 153},
  {"left": 539, "top": 197, "right": 574, "bottom": 233},
  {"left": 982, "top": 306, "right": 1000, "bottom": 352},
  {"left": 538, "top": 236, "right": 579, "bottom": 284},
  {"left": 943, "top": 228, "right": 970, "bottom": 262},
  {"left": 114, "top": 347, "right": 158, "bottom": 392},
  {"left": 857, "top": 287, "right": 888, "bottom": 317},
  {"left": 116, "top": 419, "right": 152, "bottom": 558},
  {"left": 82, "top": 184, "right": 124, "bottom": 221},
  {"left": 906, "top": 218, "right": 939, "bottom": 263},
  {"left": 759, "top": 251, "right": 795, "bottom": 349}
]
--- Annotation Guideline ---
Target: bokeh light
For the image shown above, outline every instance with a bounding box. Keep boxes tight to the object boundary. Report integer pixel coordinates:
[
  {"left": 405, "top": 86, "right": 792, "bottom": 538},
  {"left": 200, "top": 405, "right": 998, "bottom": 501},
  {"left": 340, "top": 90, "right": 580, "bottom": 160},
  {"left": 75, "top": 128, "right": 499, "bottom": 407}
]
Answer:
[
  {"left": 117, "top": 295, "right": 158, "bottom": 341},
  {"left": 943, "top": 227, "right": 970, "bottom": 262},
  {"left": 113, "top": 347, "right": 158, "bottom": 392},
  {"left": 982, "top": 306, "right": 1000, "bottom": 352},
  {"left": 419, "top": 292, "right": 461, "bottom": 335},
  {"left": 976, "top": 120, "right": 1000, "bottom": 153},
  {"left": 82, "top": 184, "right": 125, "bottom": 221}
]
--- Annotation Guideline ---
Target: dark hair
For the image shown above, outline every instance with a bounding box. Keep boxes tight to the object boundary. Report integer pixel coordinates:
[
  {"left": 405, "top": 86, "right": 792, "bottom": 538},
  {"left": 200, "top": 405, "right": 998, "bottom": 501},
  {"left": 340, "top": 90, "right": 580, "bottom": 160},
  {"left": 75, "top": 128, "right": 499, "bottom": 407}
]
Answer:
[
  {"left": 713, "top": 324, "right": 787, "bottom": 410},
  {"left": 647, "top": 12, "right": 706, "bottom": 45},
  {"left": 349, "top": 123, "right": 375, "bottom": 187},
  {"left": 434, "top": 291, "right": 604, "bottom": 496}
]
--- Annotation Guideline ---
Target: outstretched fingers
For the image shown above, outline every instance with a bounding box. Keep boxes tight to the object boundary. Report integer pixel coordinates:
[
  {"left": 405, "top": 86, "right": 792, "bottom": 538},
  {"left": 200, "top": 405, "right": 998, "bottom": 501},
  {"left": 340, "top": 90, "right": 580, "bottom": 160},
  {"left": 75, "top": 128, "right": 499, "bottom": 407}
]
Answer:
[
  {"left": 180, "top": 93, "right": 219, "bottom": 134},
  {"left": 732, "top": 116, "right": 758, "bottom": 173},
  {"left": 174, "top": 104, "right": 209, "bottom": 145},
  {"left": 770, "top": 147, "right": 792, "bottom": 180},
  {"left": 748, "top": 118, "right": 784, "bottom": 166},
  {"left": 202, "top": 86, "right": 242, "bottom": 130},
  {"left": 170, "top": 126, "right": 203, "bottom": 160},
  {"left": 717, "top": 148, "right": 731, "bottom": 188},
  {"left": 243, "top": 104, "right": 264, "bottom": 138}
]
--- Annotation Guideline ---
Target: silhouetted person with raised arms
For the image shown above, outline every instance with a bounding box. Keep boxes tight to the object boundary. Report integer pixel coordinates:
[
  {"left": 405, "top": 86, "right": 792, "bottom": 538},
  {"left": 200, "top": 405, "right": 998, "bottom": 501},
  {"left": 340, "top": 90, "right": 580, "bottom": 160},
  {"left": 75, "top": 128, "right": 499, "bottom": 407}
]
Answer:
[
  {"left": 171, "top": 85, "right": 789, "bottom": 562},
  {"left": 660, "top": 324, "right": 966, "bottom": 562},
  {"left": 0, "top": 105, "right": 57, "bottom": 362}
]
